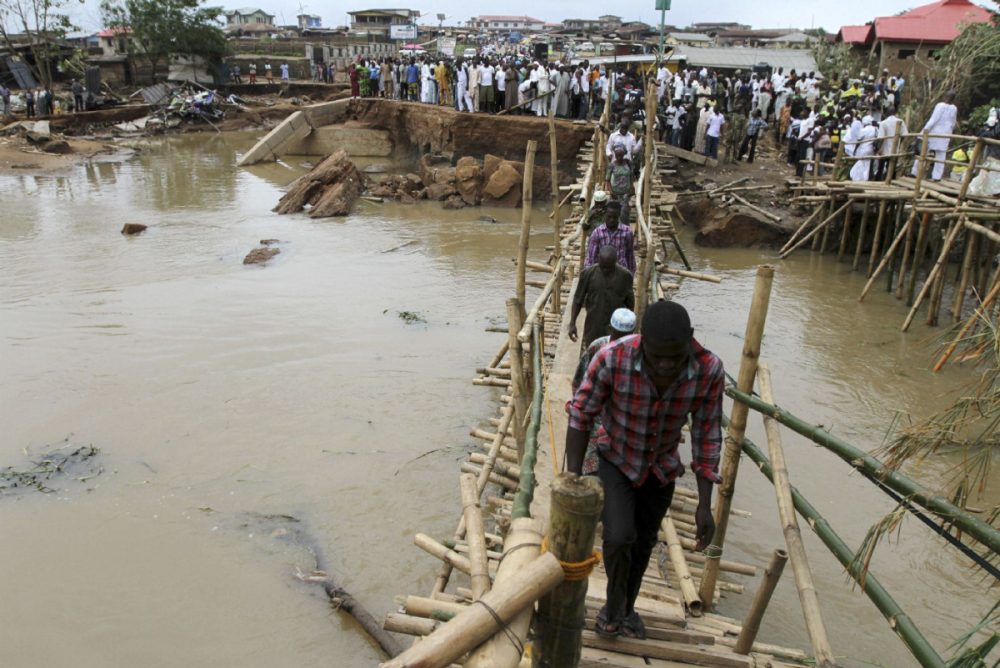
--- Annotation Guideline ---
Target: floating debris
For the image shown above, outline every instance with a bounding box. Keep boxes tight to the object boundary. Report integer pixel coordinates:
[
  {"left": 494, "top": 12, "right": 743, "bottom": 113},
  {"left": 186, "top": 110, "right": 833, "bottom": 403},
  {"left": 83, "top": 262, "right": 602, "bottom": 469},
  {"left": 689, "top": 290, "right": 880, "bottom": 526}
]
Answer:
[{"left": 1, "top": 443, "right": 103, "bottom": 496}]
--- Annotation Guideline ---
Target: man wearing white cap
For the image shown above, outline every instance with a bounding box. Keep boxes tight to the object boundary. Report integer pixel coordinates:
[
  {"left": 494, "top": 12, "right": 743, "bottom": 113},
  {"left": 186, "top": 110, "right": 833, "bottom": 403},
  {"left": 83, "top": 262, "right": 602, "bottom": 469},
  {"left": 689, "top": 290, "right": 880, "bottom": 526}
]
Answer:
[
  {"left": 850, "top": 115, "right": 878, "bottom": 182},
  {"left": 571, "top": 308, "right": 637, "bottom": 476}
]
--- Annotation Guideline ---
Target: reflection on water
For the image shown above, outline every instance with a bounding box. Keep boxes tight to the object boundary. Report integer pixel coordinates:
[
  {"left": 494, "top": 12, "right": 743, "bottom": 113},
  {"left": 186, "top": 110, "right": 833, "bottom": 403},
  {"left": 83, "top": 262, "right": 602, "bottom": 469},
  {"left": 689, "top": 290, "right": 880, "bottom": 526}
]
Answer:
[{"left": 0, "top": 132, "right": 995, "bottom": 667}]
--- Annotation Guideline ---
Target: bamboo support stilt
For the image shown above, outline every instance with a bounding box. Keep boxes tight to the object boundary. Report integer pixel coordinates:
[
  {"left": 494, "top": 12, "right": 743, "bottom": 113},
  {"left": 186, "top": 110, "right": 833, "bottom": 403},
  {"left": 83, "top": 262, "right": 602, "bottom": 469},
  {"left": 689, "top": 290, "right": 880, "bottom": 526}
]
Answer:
[
  {"left": 549, "top": 106, "right": 563, "bottom": 317},
  {"left": 379, "top": 553, "right": 564, "bottom": 668},
  {"left": 951, "top": 232, "right": 977, "bottom": 323},
  {"left": 757, "top": 365, "right": 837, "bottom": 667},
  {"left": 902, "top": 218, "right": 963, "bottom": 332},
  {"left": 853, "top": 200, "right": 871, "bottom": 271},
  {"left": 905, "top": 214, "right": 932, "bottom": 307},
  {"left": 867, "top": 201, "right": 889, "bottom": 277},
  {"left": 733, "top": 549, "right": 788, "bottom": 655},
  {"left": 896, "top": 209, "right": 917, "bottom": 299},
  {"left": 507, "top": 298, "right": 529, "bottom": 460},
  {"left": 460, "top": 474, "right": 492, "bottom": 600},
  {"left": 700, "top": 265, "right": 774, "bottom": 607},
  {"left": 838, "top": 201, "right": 853, "bottom": 262},
  {"left": 779, "top": 204, "right": 824, "bottom": 255},
  {"left": 516, "top": 141, "right": 538, "bottom": 319},
  {"left": 534, "top": 473, "right": 604, "bottom": 668},
  {"left": 779, "top": 201, "right": 850, "bottom": 258}
]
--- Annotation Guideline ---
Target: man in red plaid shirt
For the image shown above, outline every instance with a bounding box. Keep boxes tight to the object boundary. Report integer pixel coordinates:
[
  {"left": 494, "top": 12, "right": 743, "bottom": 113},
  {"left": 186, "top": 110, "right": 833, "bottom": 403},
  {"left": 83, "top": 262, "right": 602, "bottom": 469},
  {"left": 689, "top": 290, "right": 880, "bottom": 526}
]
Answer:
[{"left": 565, "top": 300, "right": 724, "bottom": 639}]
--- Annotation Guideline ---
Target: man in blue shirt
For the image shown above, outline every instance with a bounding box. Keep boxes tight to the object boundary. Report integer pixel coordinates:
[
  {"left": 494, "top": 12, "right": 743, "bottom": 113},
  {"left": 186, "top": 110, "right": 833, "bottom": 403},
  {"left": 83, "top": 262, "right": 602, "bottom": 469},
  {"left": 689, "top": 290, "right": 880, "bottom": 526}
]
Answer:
[{"left": 405, "top": 60, "right": 420, "bottom": 101}]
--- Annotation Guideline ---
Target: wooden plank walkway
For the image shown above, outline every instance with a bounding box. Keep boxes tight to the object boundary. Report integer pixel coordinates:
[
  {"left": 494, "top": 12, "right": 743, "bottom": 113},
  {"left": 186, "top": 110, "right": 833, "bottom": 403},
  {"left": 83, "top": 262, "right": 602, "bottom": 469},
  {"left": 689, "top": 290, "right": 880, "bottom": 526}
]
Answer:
[{"left": 381, "top": 140, "right": 811, "bottom": 667}]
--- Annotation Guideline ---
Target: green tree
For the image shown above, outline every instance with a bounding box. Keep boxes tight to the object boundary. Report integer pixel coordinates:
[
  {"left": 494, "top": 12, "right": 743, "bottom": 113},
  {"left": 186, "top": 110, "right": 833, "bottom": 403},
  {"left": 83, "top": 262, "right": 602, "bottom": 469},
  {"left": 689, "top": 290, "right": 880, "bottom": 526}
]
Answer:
[
  {"left": 0, "top": 0, "right": 81, "bottom": 87},
  {"left": 100, "top": 0, "right": 226, "bottom": 82}
]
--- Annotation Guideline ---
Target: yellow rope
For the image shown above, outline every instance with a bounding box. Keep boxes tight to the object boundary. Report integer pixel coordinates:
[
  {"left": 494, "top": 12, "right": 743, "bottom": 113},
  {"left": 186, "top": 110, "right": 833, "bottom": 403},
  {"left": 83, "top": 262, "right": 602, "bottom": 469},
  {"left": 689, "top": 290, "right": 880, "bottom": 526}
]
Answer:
[{"left": 541, "top": 536, "right": 602, "bottom": 582}]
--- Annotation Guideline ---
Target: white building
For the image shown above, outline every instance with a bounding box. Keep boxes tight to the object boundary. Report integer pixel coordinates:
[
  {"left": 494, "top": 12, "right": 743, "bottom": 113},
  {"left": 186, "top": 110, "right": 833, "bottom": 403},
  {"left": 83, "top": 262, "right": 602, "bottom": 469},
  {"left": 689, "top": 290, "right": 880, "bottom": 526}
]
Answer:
[
  {"left": 468, "top": 15, "right": 545, "bottom": 32},
  {"left": 224, "top": 7, "right": 276, "bottom": 27}
]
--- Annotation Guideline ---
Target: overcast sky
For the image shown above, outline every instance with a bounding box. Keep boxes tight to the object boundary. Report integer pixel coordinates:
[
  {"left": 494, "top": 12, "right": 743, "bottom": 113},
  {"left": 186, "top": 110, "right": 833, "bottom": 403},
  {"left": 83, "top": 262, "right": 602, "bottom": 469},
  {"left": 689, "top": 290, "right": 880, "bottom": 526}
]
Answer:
[{"left": 59, "top": 0, "right": 996, "bottom": 34}]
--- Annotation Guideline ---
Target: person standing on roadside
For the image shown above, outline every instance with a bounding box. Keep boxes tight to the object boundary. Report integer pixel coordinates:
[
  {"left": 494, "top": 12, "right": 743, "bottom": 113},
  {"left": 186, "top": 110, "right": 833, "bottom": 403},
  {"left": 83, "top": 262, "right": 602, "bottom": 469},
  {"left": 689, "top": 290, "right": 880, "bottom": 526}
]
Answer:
[
  {"left": 565, "top": 299, "right": 722, "bottom": 640},
  {"left": 71, "top": 79, "right": 84, "bottom": 113}
]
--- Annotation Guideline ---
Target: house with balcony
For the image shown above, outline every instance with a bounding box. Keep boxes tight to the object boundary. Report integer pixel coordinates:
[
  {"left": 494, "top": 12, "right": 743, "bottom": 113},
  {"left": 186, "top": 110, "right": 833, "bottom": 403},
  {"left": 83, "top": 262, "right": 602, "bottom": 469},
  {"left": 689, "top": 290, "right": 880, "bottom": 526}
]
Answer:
[
  {"left": 348, "top": 8, "right": 420, "bottom": 37},
  {"left": 468, "top": 16, "right": 545, "bottom": 32},
  {"left": 224, "top": 7, "right": 275, "bottom": 27}
]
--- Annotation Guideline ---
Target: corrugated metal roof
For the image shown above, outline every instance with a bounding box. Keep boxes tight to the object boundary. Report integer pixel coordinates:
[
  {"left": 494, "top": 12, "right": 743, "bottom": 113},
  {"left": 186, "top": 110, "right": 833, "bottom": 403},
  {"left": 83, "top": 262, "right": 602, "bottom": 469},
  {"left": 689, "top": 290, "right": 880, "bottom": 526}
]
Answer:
[
  {"left": 671, "top": 46, "right": 818, "bottom": 73},
  {"left": 873, "top": 0, "right": 991, "bottom": 43},
  {"left": 669, "top": 32, "right": 713, "bottom": 42}
]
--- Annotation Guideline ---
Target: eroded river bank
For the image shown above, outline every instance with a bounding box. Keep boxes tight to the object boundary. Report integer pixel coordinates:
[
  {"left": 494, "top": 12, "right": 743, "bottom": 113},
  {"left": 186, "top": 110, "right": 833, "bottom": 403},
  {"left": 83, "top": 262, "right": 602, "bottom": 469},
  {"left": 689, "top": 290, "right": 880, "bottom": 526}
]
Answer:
[{"left": 1, "top": 132, "right": 996, "bottom": 667}]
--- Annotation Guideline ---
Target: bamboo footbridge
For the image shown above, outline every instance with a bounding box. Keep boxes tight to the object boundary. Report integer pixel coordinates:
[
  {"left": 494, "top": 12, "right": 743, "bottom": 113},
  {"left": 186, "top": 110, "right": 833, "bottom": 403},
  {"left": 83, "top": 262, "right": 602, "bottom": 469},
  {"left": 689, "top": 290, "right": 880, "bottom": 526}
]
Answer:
[
  {"left": 780, "top": 128, "right": 1000, "bottom": 339},
  {"left": 374, "top": 84, "right": 1000, "bottom": 668}
]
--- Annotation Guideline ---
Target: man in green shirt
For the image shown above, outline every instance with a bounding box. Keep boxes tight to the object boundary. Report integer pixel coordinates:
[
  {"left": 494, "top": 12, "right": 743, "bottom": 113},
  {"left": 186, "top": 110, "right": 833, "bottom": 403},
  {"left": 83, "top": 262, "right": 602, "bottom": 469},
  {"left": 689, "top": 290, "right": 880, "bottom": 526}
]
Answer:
[{"left": 569, "top": 246, "right": 635, "bottom": 348}]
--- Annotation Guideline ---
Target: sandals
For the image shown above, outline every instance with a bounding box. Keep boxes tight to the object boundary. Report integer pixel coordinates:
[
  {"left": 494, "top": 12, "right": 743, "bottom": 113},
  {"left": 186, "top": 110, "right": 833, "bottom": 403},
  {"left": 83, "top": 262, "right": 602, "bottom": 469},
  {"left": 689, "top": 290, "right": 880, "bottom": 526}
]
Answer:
[
  {"left": 594, "top": 605, "right": 621, "bottom": 638},
  {"left": 621, "top": 611, "right": 647, "bottom": 640}
]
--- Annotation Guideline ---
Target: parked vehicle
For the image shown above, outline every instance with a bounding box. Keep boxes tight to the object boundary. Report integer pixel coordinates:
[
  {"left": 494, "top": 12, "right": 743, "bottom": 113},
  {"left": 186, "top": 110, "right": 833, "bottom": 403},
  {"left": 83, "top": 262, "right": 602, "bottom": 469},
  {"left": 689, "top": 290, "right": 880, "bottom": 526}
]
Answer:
[
  {"left": 463, "top": 47, "right": 478, "bottom": 58},
  {"left": 579, "top": 41, "right": 595, "bottom": 52}
]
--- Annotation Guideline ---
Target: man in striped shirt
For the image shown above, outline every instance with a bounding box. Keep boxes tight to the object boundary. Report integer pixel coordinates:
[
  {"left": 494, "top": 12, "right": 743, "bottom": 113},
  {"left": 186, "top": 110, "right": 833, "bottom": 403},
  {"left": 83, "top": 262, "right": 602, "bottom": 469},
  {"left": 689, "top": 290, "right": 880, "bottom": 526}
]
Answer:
[
  {"left": 566, "top": 300, "right": 723, "bottom": 639},
  {"left": 585, "top": 200, "right": 635, "bottom": 274}
]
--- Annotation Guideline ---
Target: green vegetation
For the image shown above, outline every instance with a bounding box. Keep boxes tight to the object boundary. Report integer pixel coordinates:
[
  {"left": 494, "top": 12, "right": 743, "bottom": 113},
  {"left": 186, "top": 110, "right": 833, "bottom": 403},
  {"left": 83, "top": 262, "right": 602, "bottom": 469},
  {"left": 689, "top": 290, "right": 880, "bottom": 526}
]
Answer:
[{"left": 100, "top": 0, "right": 227, "bottom": 80}]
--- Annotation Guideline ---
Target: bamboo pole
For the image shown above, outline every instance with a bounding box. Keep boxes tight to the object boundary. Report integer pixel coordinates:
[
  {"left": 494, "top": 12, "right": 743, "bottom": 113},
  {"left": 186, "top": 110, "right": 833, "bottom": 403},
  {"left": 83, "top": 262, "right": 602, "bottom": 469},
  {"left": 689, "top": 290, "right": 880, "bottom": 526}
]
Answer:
[
  {"left": 534, "top": 473, "right": 604, "bottom": 668},
  {"left": 853, "top": 200, "right": 871, "bottom": 271},
  {"left": 724, "top": 387, "right": 1000, "bottom": 555},
  {"left": 415, "top": 533, "right": 474, "bottom": 575},
  {"left": 867, "top": 200, "right": 889, "bottom": 277},
  {"left": 757, "top": 365, "right": 837, "bottom": 667},
  {"left": 506, "top": 298, "right": 529, "bottom": 461},
  {"left": 733, "top": 424, "right": 946, "bottom": 668},
  {"left": 906, "top": 213, "right": 932, "bottom": 305},
  {"left": 896, "top": 210, "right": 917, "bottom": 299},
  {"left": 912, "top": 129, "right": 930, "bottom": 199},
  {"left": 901, "top": 218, "right": 963, "bottom": 332},
  {"left": 460, "top": 474, "right": 492, "bottom": 600},
  {"left": 951, "top": 232, "right": 977, "bottom": 322},
  {"left": 549, "top": 104, "right": 563, "bottom": 317},
  {"left": 934, "top": 272, "right": 1000, "bottom": 371},
  {"left": 837, "top": 201, "right": 853, "bottom": 262},
  {"left": 465, "top": 518, "right": 544, "bottom": 668},
  {"left": 403, "top": 595, "right": 466, "bottom": 621},
  {"left": 662, "top": 515, "right": 702, "bottom": 616},
  {"left": 662, "top": 267, "right": 722, "bottom": 283},
  {"left": 779, "top": 201, "right": 850, "bottom": 258},
  {"left": 384, "top": 612, "right": 439, "bottom": 637},
  {"left": 516, "top": 140, "right": 538, "bottom": 319},
  {"left": 925, "top": 224, "right": 954, "bottom": 327},
  {"left": 733, "top": 549, "right": 788, "bottom": 655},
  {"left": 779, "top": 203, "right": 825, "bottom": 255},
  {"left": 700, "top": 265, "right": 775, "bottom": 607},
  {"left": 379, "top": 553, "right": 564, "bottom": 668}
]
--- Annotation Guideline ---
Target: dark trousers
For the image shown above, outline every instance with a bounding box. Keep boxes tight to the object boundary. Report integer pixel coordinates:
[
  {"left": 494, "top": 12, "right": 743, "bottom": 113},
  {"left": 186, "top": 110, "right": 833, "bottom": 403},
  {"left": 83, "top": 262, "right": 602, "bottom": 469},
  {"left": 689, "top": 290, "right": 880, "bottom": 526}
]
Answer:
[
  {"left": 794, "top": 141, "right": 809, "bottom": 177},
  {"left": 598, "top": 458, "right": 675, "bottom": 622},
  {"left": 705, "top": 135, "right": 720, "bottom": 160},
  {"left": 738, "top": 133, "right": 759, "bottom": 162},
  {"left": 74, "top": 94, "right": 84, "bottom": 113}
]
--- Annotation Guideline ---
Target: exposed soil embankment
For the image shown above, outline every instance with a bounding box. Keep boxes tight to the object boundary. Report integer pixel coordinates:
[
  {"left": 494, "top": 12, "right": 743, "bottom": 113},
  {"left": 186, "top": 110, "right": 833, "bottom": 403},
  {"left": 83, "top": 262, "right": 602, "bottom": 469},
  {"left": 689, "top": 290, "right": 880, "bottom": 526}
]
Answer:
[{"left": 346, "top": 99, "right": 593, "bottom": 167}]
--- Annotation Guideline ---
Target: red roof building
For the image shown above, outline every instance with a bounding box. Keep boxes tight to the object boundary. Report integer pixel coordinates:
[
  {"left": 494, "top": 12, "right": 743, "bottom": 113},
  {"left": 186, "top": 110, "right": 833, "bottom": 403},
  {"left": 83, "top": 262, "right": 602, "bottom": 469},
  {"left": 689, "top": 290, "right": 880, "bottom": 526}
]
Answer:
[{"left": 837, "top": 0, "right": 993, "bottom": 76}]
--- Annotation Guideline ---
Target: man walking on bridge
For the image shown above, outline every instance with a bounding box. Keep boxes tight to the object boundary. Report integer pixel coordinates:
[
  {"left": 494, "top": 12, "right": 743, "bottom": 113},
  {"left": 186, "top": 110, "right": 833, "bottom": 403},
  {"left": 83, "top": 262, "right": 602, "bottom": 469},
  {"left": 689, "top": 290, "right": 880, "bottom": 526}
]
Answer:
[
  {"left": 569, "top": 246, "right": 634, "bottom": 348},
  {"left": 565, "top": 300, "right": 722, "bottom": 640}
]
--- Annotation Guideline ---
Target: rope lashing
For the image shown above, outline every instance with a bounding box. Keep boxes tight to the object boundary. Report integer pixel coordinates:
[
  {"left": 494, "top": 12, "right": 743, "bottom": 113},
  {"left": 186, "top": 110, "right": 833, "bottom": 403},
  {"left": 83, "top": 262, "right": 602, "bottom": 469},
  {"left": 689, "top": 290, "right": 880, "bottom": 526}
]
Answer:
[{"left": 540, "top": 536, "right": 602, "bottom": 582}]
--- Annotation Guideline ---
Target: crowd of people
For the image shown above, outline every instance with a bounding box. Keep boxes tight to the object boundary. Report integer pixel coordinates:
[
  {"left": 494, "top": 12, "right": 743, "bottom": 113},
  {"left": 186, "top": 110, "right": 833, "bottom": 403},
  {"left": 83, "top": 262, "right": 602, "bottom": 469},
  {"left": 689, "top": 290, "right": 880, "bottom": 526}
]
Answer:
[{"left": 0, "top": 78, "right": 93, "bottom": 118}]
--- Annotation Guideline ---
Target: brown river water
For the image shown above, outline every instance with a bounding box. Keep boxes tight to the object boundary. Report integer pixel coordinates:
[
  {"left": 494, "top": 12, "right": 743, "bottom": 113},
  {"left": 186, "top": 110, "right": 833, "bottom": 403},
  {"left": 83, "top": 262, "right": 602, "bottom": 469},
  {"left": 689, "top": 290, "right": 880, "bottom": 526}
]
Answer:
[{"left": 1, "top": 132, "right": 996, "bottom": 667}]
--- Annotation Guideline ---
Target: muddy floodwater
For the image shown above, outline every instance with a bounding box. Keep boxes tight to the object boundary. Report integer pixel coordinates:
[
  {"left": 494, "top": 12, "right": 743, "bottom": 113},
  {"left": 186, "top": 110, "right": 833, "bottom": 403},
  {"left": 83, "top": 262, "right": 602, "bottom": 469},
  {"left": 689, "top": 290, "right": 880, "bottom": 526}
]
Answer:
[{"left": 1, "top": 133, "right": 996, "bottom": 667}]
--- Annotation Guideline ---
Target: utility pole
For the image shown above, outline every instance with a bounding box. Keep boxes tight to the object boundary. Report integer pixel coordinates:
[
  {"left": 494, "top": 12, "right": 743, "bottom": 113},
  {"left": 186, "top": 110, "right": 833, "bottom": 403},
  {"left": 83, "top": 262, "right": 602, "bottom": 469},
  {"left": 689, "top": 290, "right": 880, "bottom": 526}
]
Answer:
[{"left": 656, "top": 0, "right": 671, "bottom": 64}]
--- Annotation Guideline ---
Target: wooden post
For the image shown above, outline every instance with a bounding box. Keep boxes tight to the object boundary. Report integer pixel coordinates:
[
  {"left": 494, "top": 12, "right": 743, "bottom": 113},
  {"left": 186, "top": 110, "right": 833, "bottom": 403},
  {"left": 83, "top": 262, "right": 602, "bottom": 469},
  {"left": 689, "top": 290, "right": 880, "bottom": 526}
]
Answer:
[
  {"left": 465, "top": 518, "right": 544, "bottom": 668},
  {"left": 699, "top": 265, "right": 774, "bottom": 607},
  {"left": 733, "top": 549, "right": 788, "bottom": 655},
  {"left": 460, "top": 474, "right": 491, "bottom": 600},
  {"left": 852, "top": 200, "right": 871, "bottom": 271},
  {"left": 886, "top": 121, "right": 902, "bottom": 185},
  {"left": 548, "top": 100, "right": 563, "bottom": 317},
  {"left": 757, "top": 365, "right": 837, "bottom": 667},
  {"left": 662, "top": 515, "right": 702, "bottom": 616},
  {"left": 902, "top": 218, "right": 963, "bottom": 332},
  {"left": 379, "top": 553, "right": 564, "bottom": 668},
  {"left": 534, "top": 473, "right": 603, "bottom": 668},
  {"left": 779, "top": 201, "right": 850, "bottom": 258},
  {"left": 506, "top": 298, "right": 529, "bottom": 461},
  {"left": 516, "top": 140, "right": 538, "bottom": 319}
]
